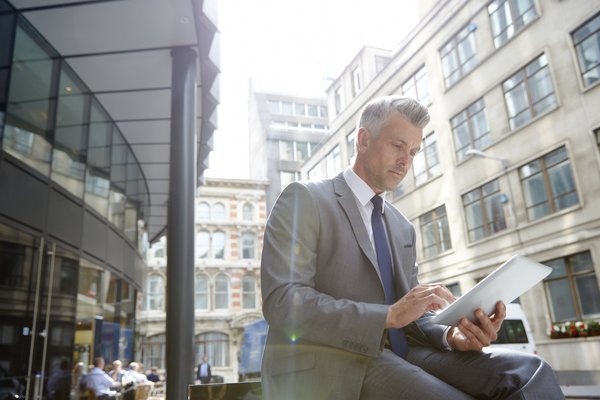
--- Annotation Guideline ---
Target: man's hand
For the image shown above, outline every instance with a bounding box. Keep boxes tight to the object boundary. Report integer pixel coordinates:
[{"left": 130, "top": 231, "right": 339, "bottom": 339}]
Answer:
[
  {"left": 385, "top": 283, "right": 455, "bottom": 328},
  {"left": 447, "top": 301, "right": 507, "bottom": 352}
]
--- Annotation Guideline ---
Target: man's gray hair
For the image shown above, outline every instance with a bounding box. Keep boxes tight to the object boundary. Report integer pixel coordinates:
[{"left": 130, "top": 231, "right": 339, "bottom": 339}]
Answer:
[{"left": 357, "top": 95, "right": 430, "bottom": 136}]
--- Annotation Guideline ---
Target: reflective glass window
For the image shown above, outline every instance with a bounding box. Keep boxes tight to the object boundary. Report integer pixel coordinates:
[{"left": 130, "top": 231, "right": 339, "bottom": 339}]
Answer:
[
  {"left": 572, "top": 13, "right": 600, "bottom": 87},
  {"left": 51, "top": 64, "right": 87, "bottom": 198},
  {"left": 4, "top": 24, "right": 54, "bottom": 175},
  {"left": 85, "top": 99, "right": 111, "bottom": 217}
]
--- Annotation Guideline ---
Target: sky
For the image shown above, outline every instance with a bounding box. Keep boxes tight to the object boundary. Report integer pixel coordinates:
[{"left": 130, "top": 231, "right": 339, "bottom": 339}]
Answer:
[{"left": 204, "top": 0, "right": 420, "bottom": 179}]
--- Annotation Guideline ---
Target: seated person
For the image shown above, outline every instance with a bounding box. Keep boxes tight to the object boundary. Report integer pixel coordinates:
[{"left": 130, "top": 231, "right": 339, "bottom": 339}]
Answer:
[
  {"left": 107, "top": 360, "right": 125, "bottom": 383},
  {"left": 145, "top": 367, "right": 160, "bottom": 383},
  {"left": 81, "top": 357, "right": 119, "bottom": 400},
  {"left": 121, "top": 362, "right": 150, "bottom": 400}
]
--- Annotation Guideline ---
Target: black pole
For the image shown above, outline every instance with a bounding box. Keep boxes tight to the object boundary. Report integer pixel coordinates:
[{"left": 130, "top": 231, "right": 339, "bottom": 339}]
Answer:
[{"left": 167, "top": 46, "right": 197, "bottom": 400}]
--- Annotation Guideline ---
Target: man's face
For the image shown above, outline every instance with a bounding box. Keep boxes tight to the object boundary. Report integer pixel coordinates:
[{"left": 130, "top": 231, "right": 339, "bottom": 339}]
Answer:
[{"left": 355, "top": 112, "right": 423, "bottom": 193}]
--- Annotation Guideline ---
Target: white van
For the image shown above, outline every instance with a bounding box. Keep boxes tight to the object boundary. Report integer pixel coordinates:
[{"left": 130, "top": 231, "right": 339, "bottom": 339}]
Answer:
[{"left": 487, "top": 303, "right": 537, "bottom": 354}]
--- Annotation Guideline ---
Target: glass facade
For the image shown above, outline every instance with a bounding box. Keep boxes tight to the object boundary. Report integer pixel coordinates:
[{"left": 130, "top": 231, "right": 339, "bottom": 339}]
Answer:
[{"left": 0, "top": 6, "right": 144, "bottom": 397}]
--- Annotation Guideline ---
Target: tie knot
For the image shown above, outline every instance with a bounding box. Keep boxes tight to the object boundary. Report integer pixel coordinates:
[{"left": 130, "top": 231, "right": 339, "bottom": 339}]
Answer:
[{"left": 371, "top": 195, "right": 383, "bottom": 213}]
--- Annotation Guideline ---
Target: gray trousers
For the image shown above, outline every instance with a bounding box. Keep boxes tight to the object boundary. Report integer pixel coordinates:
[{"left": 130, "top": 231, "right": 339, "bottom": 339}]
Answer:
[{"left": 359, "top": 347, "right": 564, "bottom": 400}]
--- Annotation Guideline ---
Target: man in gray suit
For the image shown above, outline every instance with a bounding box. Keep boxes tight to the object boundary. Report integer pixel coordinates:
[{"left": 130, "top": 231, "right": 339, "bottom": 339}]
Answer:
[{"left": 260, "top": 96, "right": 563, "bottom": 399}]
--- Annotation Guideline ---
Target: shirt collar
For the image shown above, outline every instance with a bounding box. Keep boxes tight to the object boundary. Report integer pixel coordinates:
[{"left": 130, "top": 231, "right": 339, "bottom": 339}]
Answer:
[{"left": 343, "top": 167, "right": 386, "bottom": 213}]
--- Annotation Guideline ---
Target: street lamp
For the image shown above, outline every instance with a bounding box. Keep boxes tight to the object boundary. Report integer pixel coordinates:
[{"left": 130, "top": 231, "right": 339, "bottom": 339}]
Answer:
[
  {"left": 465, "top": 148, "right": 522, "bottom": 247},
  {"left": 465, "top": 148, "right": 508, "bottom": 169}
]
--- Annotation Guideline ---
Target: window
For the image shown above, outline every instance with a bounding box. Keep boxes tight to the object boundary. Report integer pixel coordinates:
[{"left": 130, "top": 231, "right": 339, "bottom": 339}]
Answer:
[
  {"left": 544, "top": 251, "right": 600, "bottom": 322},
  {"left": 212, "top": 202, "right": 226, "bottom": 221},
  {"left": 214, "top": 274, "right": 230, "bottom": 309},
  {"left": 294, "top": 102, "right": 306, "bottom": 116},
  {"left": 375, "top": 55, "right": 390, "bottom": 72},
  {"left": 281, "top": 101, "right": 292, "bottom": 115},
  {"left": 352, "top": 67, "right": 362, "bottom": 95},
  {"left": 493, "top": 320, "right": 529, "bottom": 344},
  {"left": 279, "top": 140, "right": 294, "bottom": 160},
  {"left": 335, "top": 86, "right": 343, "bottom": 114},
  {"left": 390, "top": 184, "right": 405, "bottom": 201},
  {"left": 446, "top": 283, "right": 462, "bottom": 297},
  {"left": 213, "top": 231, "right": 225, "bottom": 259},
  {"left": 242, "top": 203, "right": 254, "bottom": 221},
  {"left": 440, "top": 24, "right": 478, "bottom": 87},
  {"left": 402, "top": 66, "right": 431, "bottom": 105},
  {"left": 195, "top": 275, "right": 209, "bottom": 310},
  {"left": 241, "top": 232, "right": 256, "bottom": 259},
  {"left": 280, "top": 140, "right": 311, "bottom": 161},
  {"left": 572, "top": 13, "right": 600, "bottom": 88},
  {"left": 196, "top": 230, "right": 210, "bottom": 259},
  {"left": 280, "top": 171, "right": 300, "bottom": 190},
  {"left": 51, "top": 64, "right": 88, "bottom": 198},
  {"left": 488, "top": 0, "right": 537, "bottom": 48},
  {"left": 147, "top": 275, "right": 164, "bottom": 311},
  {"left": 142, "top": 334, "right": 165, "bottom": 370},
  {"left": 420, "top": 205, "right": 452, "bottom": 258},
  {"left": 413, "top": 132, "right": 440, "bottom": 186},
  {"left": 295, "top": 142, "right": 311, "bottom": 161},
  {"left": 463, "top": 179, "right": 507, "bottom": 242},
  {"left": 267, "top": 100, "right": 280, "bottom": 114},
  {"left": 347, "top": 131, "right": 356, "bottom": 164},
  {"left": 519, "top": 146, "right": 578, "bottom": 221},
  {"left": 196, "top": 332, "right": 230, "bottom": 367},
  {"left": 242, "top": 275, "right": 257, "bottom": 309},
  {"left": 325, "top": 145, "right": 341, "bottom": 178},
  {"left": 198, "top": 202, "right": 210, "bottom": 220},
  {"left": 503, "top": 54, "right": 556, "bottom": 130},
  {"left": 451, "top": 98, "right": 491, "bottom": 162},
  {"left": 308, "top": 162, "right": 323, "bottom": 181},
  {"left": 307, "top": 104, "right": 318, "bottom": 117}
]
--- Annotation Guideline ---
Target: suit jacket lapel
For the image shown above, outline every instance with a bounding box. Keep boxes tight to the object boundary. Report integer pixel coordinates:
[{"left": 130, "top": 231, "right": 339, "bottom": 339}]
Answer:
[{"left": 332, "top": 174, "right": 380, "bottom": 275}]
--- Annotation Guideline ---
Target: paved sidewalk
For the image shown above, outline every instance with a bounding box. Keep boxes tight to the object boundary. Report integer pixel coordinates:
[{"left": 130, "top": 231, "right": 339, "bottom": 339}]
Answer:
[{"left": 562, "top": 385, "right": 600, "bottom": 399}]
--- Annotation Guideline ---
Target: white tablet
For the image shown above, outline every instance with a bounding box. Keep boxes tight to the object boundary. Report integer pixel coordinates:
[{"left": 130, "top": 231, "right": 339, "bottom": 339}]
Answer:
[{"left": 431, "top": 255, "right": 552, "bottom": 326}]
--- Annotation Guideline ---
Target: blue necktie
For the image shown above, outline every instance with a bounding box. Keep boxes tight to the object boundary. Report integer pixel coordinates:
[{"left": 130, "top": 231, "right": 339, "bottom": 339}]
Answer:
[{"left": 371, "top": 195, "right": 408, "bottom": 358}]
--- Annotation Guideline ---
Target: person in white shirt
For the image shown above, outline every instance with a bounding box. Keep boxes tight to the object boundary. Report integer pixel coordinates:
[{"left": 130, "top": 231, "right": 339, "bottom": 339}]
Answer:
[{"left": 81, "top": 357, "right": 118, "bottom": 400}]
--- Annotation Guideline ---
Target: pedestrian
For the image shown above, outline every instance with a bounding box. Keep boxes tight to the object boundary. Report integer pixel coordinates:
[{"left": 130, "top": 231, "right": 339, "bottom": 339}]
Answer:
[{"left": 196, "top": 355, "right": 212, "bottom": 384}]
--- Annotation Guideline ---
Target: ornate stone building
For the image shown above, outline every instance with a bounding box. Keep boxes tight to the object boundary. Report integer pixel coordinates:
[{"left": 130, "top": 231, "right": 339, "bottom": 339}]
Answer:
[{"left": 137, "top": 177, "right": 268, "bottom": 383}]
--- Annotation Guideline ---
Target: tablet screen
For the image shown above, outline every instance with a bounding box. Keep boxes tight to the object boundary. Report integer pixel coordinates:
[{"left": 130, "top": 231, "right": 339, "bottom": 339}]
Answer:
[{"left": 431, "top": 255, "right": 552, "bottom": 326}]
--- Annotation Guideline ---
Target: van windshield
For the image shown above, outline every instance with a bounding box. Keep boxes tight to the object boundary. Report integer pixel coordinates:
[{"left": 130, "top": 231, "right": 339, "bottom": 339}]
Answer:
[{"left": 493, "top": 319, "right": 529, "bottom": 344}]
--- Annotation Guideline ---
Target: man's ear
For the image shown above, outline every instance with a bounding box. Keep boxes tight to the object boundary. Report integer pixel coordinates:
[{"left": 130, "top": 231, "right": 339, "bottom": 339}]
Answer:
[{"left": 356, "top": 127, "right": 370, "bottom": 152}]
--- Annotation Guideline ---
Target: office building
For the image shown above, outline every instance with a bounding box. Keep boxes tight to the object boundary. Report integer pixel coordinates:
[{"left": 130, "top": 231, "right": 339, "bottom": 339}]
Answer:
[
  {"left": 302, "top": 0, "right": 600, "bottom": 383},
  {"left": 0, "top": 0, "right": 219, "bottom": 398},
  {"left": 248, "top": 90, "right": 329, "bottom": 210}
]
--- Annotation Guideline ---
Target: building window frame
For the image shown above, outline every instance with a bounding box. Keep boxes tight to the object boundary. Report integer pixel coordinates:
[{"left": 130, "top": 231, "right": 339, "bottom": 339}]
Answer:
[
  {"left": 519, "top": 146, "right": 579, "bottom": 221},
  {"left": 195, "top": 274, "right": 209, "bottom": 310},
  {"left": 242, "top": 275, "right": 257, "bottom": 309},
  {"left": 462, "top": 179, "right": 507, "bottom": 242},
  {"left": 419, "top": 205, "right": 452, "bottom": 259},
  {"left": 544, "top": 251, "right": 600, "bottom": 322},
  {"left": 402, "top": 65, "right": 431, "bottom": 105},
  {"left": 440, "top": 23, "right": 478, "bottom": 88},
  {"left": 451, "top": 98, "right": 491, "bottom": 162},
  {"left": 502, "top": 53, "right": 557, "bottom": 130},
  {"left": 488, "top": 0, "right": 538, "bottom": 48},
  {"left": 241, "top": 232, "right": 256, "bottom": 260},
  {"left": 146, "top": 274, "right": 165, "bottom": 311},
  {"left": 572, "top": 12, "right": 600, "bottom": 89},
  {"left": 413, "top": 131, "right": 441, "bottom": 186},
  {"left": 214, "top": 274, "right": 230, "bottom": 310}
]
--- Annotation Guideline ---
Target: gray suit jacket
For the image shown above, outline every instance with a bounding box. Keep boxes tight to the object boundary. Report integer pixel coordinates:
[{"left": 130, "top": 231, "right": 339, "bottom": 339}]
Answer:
[{"left": 261, "top": 174, "right": 447, "bottom": 400}]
